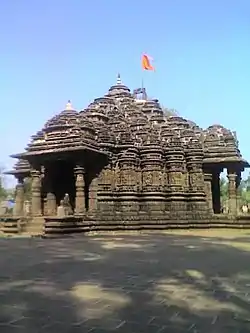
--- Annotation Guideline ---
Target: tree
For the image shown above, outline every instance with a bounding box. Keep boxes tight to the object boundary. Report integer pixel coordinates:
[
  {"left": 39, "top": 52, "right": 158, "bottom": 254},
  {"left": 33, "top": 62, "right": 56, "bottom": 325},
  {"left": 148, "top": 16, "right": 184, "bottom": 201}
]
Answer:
[
  {"left": 239, "top": 172, "right": 250, "bottom": 204},
  {"left": 0, "top": 167, "right": 7, "bottom": 200},
  {"left": 241, "top": 172, "right": 250, "bottom": 192},
  {"left": 220, "top": 177, "right": 228, "bottom": 205}
]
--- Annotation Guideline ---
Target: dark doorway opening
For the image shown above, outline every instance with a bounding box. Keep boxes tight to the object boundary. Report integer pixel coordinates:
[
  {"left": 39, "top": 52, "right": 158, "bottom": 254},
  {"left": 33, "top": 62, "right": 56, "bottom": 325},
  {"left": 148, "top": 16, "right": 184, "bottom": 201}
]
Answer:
[
  {"left": 49, "top": 160, "right": 76, "bottom": 210},
  {"left": 212, "top": 172, "right": 221, "bottom": 214}
]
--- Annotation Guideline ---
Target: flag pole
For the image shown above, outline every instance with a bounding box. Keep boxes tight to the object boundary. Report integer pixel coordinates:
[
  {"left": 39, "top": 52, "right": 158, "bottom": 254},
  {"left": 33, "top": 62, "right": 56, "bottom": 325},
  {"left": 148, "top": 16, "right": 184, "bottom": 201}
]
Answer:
[
  {"left": 141, "top": 53, "right": 145, "bottom": 99},
  {"left": 142, "top": 53, "right": 155, "bottom": 100},
  {"left": 141, "top": 75, "right": 147, "bottom": 100}
]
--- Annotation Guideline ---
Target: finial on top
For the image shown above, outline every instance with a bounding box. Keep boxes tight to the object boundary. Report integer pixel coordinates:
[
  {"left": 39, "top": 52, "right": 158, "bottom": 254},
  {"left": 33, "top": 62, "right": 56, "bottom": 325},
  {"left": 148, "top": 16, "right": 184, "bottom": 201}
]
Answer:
[
  {"left": 65, "top": 100, "right": 73, "bottom": 111},
  {"left": 116, "top": 73, "right": 122, "bottom": 85}
]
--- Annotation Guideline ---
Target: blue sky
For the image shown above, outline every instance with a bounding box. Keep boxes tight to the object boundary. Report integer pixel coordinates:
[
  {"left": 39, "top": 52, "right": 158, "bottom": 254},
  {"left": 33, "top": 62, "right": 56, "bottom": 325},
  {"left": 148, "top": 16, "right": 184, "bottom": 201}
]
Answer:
[{"left": 1, "top": 0, "right": 250, "bottom": 186}]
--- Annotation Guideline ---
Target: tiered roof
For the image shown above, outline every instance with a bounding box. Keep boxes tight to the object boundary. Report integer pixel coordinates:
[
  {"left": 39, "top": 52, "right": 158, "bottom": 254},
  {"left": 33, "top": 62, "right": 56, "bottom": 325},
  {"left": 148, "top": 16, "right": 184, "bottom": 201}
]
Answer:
[{"left": 8, "top": 74, "right": 248, "bottom": 177}]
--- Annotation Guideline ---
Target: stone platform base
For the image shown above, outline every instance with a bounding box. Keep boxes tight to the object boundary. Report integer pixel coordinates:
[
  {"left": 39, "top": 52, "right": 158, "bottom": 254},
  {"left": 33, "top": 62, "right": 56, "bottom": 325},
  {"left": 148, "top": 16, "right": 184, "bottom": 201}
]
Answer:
[{"left": 1, "top": 215, "right": 250, "bottom": 237}]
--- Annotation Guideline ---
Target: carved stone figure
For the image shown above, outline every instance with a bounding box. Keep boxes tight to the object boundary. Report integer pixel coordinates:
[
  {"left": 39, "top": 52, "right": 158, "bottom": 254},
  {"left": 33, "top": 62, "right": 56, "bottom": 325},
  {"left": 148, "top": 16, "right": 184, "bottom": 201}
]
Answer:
[{"left": 63, "top": 193, "right": 73, "bottom": 216}]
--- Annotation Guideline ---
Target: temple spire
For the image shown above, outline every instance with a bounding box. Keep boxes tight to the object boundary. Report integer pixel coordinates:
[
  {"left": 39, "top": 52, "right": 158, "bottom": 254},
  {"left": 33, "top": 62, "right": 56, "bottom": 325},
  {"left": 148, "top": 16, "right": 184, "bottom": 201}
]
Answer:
[
  {"left": 65, "top": 100, "right": 73, "bottom": 111},
  {"left": 116, "top": 73, "right": 122, "bottom": 85}
]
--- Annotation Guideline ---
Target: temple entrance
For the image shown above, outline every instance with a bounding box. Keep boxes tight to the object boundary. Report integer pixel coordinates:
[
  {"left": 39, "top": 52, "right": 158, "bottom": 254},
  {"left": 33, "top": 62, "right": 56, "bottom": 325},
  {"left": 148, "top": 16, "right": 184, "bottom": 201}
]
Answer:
[
  {"left": 211, "top": 170, "right": 221, "bottom": 214},
  {"left": 219, "top": 169, "right": 228, "bottom": 214},
  {"left": 49, "top": 160, "right": 76, "bottom": 209}
]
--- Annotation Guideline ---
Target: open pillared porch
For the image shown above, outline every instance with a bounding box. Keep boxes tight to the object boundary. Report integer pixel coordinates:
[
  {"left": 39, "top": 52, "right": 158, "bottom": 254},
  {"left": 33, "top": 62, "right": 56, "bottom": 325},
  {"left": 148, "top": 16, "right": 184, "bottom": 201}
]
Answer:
[{"left": 12, "top": 149, "right": 108, "bottom": 218}]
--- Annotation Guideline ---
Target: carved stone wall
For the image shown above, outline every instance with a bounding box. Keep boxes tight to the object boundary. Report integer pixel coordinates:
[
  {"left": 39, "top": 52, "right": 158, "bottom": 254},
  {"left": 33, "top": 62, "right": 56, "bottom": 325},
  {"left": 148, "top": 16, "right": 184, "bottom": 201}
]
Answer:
[
  {"left": 88, "top": 174, "right": 98, "bottom": 215},
  {"left": 140, "top": 144, "right": 165, "bottom": 217},
  {"left": 116, "top": 149, "right": 139, "bottom": 219},
  {"left": 165, "top": 138, "right": 186, "bottom": 218},
  {"left": 8, "top": 78, "right": 248, "bottom": 225},
  {"left": 186, "top": 142, "right": 208, "bottom": 218},
  {"left": 97, "top": 160, "right": 114, "bottom": 217}
]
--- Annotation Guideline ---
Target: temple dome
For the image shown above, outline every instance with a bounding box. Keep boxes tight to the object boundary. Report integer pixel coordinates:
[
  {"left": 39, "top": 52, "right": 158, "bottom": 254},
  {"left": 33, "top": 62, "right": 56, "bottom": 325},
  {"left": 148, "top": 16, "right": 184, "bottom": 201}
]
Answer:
[
  {"left": 106, "top": 74, "right": 131, "bottom": 98},
  {"left": 5, "top": 159, "right": 31, "bottom": 177},
  {"left": 44, "top": 100, "right": 79, "bottom": 130},
  {"left": 204, "top": 124, "right": 238, "bottom": 146},
  {"left": 203, "top": 124, "right": 241, "bottom": 159},
  {"left": 24, "top": 101, "right": 84, "bottom": 154},
  {"left": 11, "top": 78, "right": 246, "bottom": 168},
  {"left": 141, "top": 99, "right": 162, "bottom": 116},
  {"left": 97, "top": 125, "right": 116, "bottom": 147},
  {"left": 79, "top": 115, "right": 98, "bottom": 146}
]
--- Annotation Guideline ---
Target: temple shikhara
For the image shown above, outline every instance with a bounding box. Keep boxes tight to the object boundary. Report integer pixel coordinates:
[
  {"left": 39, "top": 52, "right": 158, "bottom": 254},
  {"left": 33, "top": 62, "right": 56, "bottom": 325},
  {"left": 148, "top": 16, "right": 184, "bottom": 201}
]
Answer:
[{"left": 2, "top": 75, "right": 249, "bottom": 235}]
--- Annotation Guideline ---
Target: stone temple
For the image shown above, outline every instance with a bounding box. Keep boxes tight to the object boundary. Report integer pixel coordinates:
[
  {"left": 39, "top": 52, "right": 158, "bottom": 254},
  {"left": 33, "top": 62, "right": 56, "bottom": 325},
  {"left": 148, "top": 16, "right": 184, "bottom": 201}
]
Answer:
[{"left": 2, "top": 75, "right": 250, "bottom": 235}]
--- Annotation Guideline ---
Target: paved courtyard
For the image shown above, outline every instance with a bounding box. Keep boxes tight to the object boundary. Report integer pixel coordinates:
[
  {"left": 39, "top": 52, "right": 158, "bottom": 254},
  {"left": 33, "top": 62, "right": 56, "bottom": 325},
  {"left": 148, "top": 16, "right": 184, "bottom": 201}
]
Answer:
[{"left": 1, "top": 229, "right": 250, "bottom": 332}]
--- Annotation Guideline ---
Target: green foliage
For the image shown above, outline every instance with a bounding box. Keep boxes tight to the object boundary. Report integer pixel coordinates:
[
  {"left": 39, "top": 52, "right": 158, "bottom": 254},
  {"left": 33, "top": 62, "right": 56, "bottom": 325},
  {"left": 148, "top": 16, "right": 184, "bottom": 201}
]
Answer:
[
  {"left": 0, "top": 167, "right": 7, "bottom": 200},
  {"left": 241, "top": 190, "right": 250, "bottom": 205},
  {"left": 220, "top": 172, "right": 250, "bottom": 205},
  {"left": 240, "top": 174, "right": 250, "bottom": 204},
  {"left": 220, "top": 177, "right": 228, "bottom": 205},
  {"left": 0, "top": 171, "right": 32, "bottom": 203}
]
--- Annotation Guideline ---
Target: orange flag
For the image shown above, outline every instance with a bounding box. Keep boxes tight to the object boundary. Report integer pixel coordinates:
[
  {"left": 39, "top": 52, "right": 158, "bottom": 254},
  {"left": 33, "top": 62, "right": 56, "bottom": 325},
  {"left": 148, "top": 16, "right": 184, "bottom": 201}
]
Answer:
[{"left": 141, "top": 54, "right": 155, "bottom": 71}]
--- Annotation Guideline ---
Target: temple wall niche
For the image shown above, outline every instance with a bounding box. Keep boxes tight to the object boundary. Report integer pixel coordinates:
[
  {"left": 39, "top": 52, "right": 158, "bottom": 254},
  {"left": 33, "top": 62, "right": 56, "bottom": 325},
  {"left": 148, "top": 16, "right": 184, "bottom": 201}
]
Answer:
[
  {"left": 182, "top": 162, "right": 189, "bottom": 192},
  {"left": 186, "top": 147, "right": 208, "bottom": 217},
  {"left": 88, "top": 173, "right": 98, "bottom": 214},
  {"left": 165, "top": 139, "right": 186, "bottom": 216},
  {"left": 97, "top": 162, "right": 114, "bottom": 216},
  {"left": 140, "top": 145, "right": 165, "bottom": 216},
  {"left": 115, "top": 149, "right": 139, "bottom": 217}
]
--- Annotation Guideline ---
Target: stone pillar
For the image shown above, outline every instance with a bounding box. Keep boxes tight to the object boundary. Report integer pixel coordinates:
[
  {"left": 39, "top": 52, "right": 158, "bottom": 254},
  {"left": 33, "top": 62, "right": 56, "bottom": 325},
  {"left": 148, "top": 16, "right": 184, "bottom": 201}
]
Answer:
[
  {"left": 236, "top": 171, "right": 242, "bottom": 215},
  {"left": 211, "top": 171, "right": 221, "bottom": 214},
  {"left": 89, "top": 174, "right": 98, "bottom": 214},
  {"left": 46, "top": 192, "right": 57, "bottom": 216},
  {"left": 74, "top": 166, "right": 85, "bottom": 215},
  {"left": 13, "top": 177, "right": 24, "bottom": 216},
  {"left": 204, "top": 172, "right": 213, "bottom": 214},
  {"left": 227, "top": 169, "right": 237, "bottom": 215},
  {"left": 31, "top": 169, "right": 42, "bottom": 216}
]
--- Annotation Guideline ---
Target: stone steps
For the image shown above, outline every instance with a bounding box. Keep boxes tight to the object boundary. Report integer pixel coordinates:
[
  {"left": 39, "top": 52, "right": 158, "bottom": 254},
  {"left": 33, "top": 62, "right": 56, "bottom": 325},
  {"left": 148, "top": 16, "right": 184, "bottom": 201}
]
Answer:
[
  {"left": 23, "top": 217, "right": 45, "bottom": 235},
  {"left": 3, "top": 215, "right": 250, "bottom": 238},
  {"left": 43, "top": 217, "right": 250, "bottom": 237},
  {"left": 0, "top": 217, "right": 21, "bottom": 234}
]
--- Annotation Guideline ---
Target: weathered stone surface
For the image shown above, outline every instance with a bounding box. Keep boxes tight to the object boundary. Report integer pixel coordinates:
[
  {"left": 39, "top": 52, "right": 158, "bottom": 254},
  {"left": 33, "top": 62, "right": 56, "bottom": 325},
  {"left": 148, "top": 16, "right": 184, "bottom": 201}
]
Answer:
[
  {"left": 57, "top": 203, "right": 65, "bottom": 218},
  {"left": 4, "top": 75, "right": 249, "bottom": 226}
]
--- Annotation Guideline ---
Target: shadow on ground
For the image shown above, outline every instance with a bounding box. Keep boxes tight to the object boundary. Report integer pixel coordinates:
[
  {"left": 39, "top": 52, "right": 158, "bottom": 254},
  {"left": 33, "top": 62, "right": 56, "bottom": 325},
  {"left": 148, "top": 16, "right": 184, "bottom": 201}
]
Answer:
[{"left": 1, "top": 230, "right": 250, "bottom": 332}]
